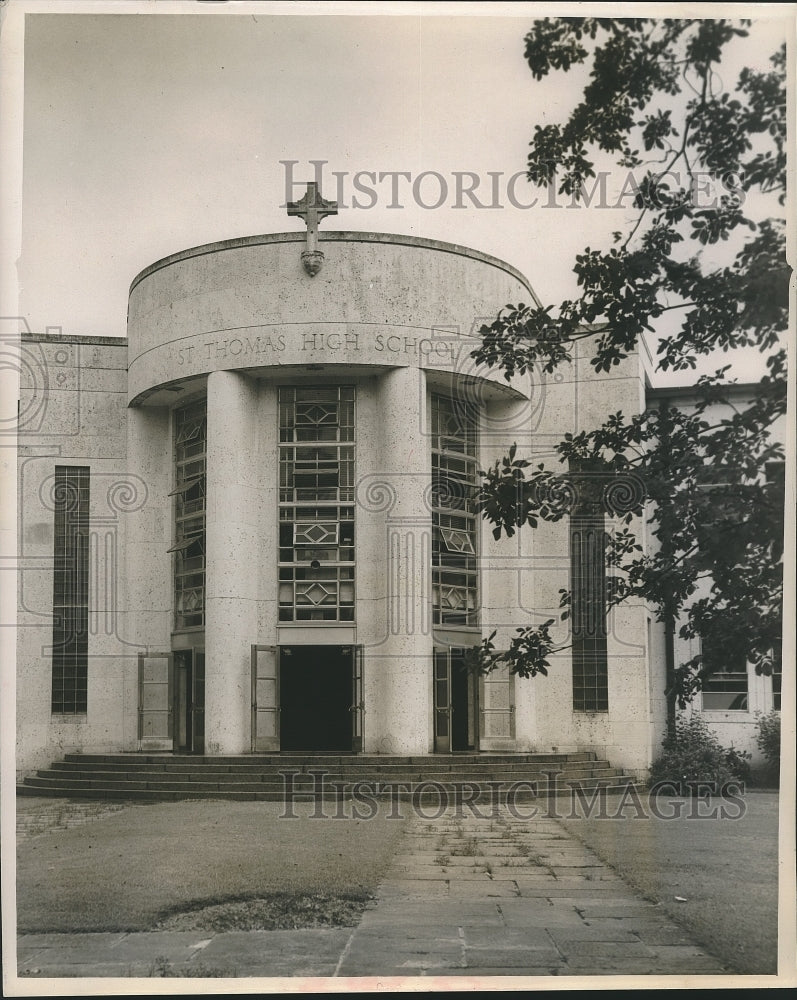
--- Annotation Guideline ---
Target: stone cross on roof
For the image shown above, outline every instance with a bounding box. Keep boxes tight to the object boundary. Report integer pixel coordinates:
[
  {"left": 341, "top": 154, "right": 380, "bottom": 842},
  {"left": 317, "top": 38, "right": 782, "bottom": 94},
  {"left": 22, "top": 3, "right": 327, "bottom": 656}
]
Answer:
[{"left": 287, "top": 182, "right": 338, "bottom": 277}]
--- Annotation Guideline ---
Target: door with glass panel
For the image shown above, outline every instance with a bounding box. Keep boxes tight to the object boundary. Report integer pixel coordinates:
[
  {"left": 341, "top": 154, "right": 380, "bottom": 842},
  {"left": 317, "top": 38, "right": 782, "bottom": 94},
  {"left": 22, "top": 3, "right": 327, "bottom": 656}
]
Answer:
[
  {"left": 479, "top": 663, "right": 516, "bottom": 748},
  {"left": 433, "top": 646, "right": 478, "bottom": 752},
  {"left": 173, "top": 649, "right": 205, "bottom": 753},
  {"left": 251, "top": 645, "right": 280, "bottom": 752},
  {"left": 351, "top": 644, "right": 364, "bottom": 752},
  {"left": 138, "top": 652, "right": 173, "bottom": 750}
]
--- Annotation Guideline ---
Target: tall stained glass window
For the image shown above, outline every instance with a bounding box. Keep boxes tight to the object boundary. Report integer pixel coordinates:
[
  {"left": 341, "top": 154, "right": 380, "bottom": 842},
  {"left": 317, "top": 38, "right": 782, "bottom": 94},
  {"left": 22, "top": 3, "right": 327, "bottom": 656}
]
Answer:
[
  {"left": 431, "top": 394, "right": 479, "bottom": 627},
  {"left": 171, "top": 399, "right": 206, "bottom": 630},
  {"left": 278, "top": 387, "right": 355, "bottom": 621}
]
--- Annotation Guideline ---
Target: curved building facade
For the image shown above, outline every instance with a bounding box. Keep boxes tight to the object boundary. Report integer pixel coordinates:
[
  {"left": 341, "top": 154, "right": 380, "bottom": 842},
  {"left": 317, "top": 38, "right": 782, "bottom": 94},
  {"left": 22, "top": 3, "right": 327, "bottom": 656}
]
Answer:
[{"left": 17, "top": 229, "right": 667, "bottom": 776}]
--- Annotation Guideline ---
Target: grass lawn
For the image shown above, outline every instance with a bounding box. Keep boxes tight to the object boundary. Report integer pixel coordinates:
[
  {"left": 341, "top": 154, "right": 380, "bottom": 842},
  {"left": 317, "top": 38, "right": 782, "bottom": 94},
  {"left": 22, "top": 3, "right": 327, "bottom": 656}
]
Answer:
[
  {"left": 17, "top": 798, "right": 406, "bottom": 933},
  {"left": 16, "top": 789, "right": 783, "bottom": 978},
  {"left": 557, "top": 789, "right": 780, "bottom": 976}
]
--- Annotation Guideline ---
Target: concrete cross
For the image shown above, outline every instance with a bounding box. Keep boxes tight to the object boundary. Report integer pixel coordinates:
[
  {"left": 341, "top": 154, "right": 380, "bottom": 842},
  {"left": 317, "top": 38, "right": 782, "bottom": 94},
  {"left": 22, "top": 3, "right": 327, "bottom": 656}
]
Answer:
[{"left": 287, "top": 182, "right": 338, "bottom": 255}]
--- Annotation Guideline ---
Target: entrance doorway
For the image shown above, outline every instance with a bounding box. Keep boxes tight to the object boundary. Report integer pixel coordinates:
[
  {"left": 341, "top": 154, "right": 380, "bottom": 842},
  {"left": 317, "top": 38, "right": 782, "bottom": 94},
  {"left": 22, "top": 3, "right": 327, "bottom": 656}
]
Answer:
[
  {"left": 137, "top": 649, "right": 204, "bottom": 753},
  {"left": 434, "top": 646, "right": 479, "bottom": 752},
  {"left": 279, "top": 645, "right": 359, "bottom": 752},
  {"left": 173, "top": 649, "right": 205, "bottom": 753}
]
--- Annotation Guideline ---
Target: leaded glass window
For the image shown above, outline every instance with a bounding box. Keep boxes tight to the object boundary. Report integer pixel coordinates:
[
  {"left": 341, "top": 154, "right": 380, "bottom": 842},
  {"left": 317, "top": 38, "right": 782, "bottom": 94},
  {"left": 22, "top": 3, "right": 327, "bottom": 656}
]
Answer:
[
  {"left": 432, "top": 395, "right": 479, "bottom": 627},
  {"left": 279, "top": 387, "right": 355, "bottom": 621},
  {"left": 569, "top": 460, "right": 609, "bottom": 712},
  {"left": 172, "top": 399, "right": 206, "bottom": 629},
  {"left": 51, "top": 466, "right": 89, "bottom": 714}
]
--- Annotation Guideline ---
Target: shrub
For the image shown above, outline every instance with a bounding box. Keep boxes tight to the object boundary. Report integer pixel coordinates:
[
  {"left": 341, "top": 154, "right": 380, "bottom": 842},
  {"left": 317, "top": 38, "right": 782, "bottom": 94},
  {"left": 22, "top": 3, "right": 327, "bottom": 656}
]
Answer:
[
  {"left": 649, "top": 715, "right": 748, "bottom": 794},
  {"left": 755, "top": 710, "right": 781, "bottom": 781},
  {"left": 723, "top": 744, "right": 752, "bottom": 784}
]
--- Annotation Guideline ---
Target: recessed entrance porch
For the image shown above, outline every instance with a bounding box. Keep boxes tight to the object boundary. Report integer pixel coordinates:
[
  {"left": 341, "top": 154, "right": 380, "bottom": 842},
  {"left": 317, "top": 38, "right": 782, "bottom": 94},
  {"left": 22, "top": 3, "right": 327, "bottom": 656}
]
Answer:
[{"left": 251, "top": 644, "right": 364, "bottom": 753}]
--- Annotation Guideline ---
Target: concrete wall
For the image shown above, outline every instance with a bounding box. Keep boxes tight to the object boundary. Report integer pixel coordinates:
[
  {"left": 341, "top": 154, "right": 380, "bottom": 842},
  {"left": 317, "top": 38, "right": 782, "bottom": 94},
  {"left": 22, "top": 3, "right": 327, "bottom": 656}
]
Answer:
[
  {"left": 478, "top": 334, "right": 653, "bottom": 775},
  {"left": 127, "top": 232, "right": 532, "bottom": 405},
  {"left": 17, "top": 335, "right": 131, "bottom": 776}
]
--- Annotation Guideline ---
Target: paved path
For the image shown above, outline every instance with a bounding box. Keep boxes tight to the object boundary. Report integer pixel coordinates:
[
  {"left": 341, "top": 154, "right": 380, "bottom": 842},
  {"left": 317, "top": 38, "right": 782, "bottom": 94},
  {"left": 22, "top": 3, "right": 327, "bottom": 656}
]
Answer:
[
  {"left": 16, "top": 798, "right": 128, "bottom": 841},
  {"left": 16, "top": 804, "right": 727, "bottom": 980},
  {"left": 336, "top": 809, "right": 726, "bottom": 977}
]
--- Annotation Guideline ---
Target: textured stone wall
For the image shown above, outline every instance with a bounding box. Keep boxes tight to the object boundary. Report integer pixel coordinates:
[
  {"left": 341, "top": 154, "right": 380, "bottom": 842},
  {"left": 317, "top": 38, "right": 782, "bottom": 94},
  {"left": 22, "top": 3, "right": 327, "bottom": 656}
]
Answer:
[{"left": 17, "top": 335, "right": 132, "bottom": 775}]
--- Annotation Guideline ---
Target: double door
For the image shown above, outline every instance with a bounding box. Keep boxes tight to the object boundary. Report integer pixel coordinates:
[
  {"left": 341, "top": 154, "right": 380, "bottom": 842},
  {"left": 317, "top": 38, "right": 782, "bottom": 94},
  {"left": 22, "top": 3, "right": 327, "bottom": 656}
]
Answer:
[
  {"left": 251, "top": 644, "right": 364, "bottom": 752},
  {"left": 433, "top": 645, "right": 515, "bottom": 752},
  {"left": 137, "top": 649, "right": 205, "bottom": 753}
]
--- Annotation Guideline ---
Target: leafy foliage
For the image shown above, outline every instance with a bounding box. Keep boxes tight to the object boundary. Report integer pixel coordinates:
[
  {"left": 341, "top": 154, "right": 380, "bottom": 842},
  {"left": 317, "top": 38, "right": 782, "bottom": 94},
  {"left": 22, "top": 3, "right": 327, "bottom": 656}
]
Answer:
[
  {"left": 470, "top": 18, "right": 787, "bottom": 706},
  {"left": 754, "top": 709, "right": 781, "bottom": 774},
  {"left": 465, "top": 626, "right": 553, "bottom": 680},
  {"left": 649, "top": 715, "right": 750, "bottom": 792}
]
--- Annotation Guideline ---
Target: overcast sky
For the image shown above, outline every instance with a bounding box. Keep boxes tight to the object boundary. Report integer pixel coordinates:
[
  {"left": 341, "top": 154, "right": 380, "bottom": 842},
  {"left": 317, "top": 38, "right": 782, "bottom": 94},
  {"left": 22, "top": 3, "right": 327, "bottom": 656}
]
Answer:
[{"left": 6, "top": 2, "right": 792, "bottom": 384}]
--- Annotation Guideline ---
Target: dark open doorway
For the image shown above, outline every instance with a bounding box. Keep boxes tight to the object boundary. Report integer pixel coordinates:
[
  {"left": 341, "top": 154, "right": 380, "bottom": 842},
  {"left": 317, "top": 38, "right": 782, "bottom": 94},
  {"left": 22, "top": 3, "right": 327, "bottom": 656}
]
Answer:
[
  {"left": 451, "top": 653, "right": 471, "bottom": 751},
  {"left": 279, "top": 645, "right": 353, "bottom": 752}
]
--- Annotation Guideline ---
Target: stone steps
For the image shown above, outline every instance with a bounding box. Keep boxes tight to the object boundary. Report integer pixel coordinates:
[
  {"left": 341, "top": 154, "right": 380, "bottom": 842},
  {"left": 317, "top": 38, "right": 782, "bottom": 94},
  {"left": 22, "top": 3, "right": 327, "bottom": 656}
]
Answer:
[
  {"left": 24, "top": 768, "right": 627, "bottom": 790},
  {"left": 59, "top": 751, "right": 601, "bottom": 765},
  {"left": 18, "top": 751, "right": 639, "bottom": 801},
  {"left": 43, "top": 761, "right": 621, "bottom": 779}
]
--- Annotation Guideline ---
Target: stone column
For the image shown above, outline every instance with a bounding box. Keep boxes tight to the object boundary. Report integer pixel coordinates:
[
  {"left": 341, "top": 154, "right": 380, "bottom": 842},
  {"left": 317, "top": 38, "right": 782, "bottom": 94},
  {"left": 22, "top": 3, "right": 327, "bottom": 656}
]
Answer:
[
  {"left": 122, "top": 404, "right": 171, "bottom": 748},
  {"left": 365, "top": 366, "right": 432, "bottom": 754},
  {"left": 204, "top": 370, "right": 261, "bottom": 753}
]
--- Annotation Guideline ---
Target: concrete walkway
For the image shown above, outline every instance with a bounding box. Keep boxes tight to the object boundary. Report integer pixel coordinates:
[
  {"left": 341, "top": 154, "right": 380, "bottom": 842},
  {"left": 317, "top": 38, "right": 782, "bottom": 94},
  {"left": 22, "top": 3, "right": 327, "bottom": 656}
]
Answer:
[
  {"left": 16, "top": 805, "right": 727, "bottom": 980},
  {"left": 336, "top": 809, "right": 726, "bottom": 977}
]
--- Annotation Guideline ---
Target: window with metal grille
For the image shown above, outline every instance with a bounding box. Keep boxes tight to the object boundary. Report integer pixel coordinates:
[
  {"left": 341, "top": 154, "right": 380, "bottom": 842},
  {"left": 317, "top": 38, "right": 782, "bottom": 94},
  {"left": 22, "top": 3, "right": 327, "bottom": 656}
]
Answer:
[
  {"left": 51, "top": 466, "right": 89, "bottom": 714},
  {"left": 171, "top": 399, "right": 206, "bottom": 629},
  {"left": 278, "top": 387, "right": 355, "bottom": 621},
  {"left": 569, "top": 460, "right": 609, "bottom": 712},
  {"left": 431, "top": 395, "right": 479, "bottom": 627}
]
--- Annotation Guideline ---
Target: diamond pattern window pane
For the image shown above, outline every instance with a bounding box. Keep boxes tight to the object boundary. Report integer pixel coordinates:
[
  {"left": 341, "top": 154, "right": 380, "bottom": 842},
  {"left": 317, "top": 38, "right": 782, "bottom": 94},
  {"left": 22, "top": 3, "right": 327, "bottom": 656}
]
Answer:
[
  {"left": 177, "top": 587, "right": 204, "bottom": 614},
  {"left": 296, "top": 581, "right": 337, "bottom": 605},
  {"left": 294, "top": 522, "right": 338, "bottom": 545},
  {"left": 296, "top": 402, "right": 338, "bottom": 425},
  {"left": 175, "top": 418, "right": 203, "bottom": 444},
  {"left": 439, "top": 585, "right": 466, "bottom": 611},
  {"left": 440, "top": 527, "right": 475, "bottom": 554}
]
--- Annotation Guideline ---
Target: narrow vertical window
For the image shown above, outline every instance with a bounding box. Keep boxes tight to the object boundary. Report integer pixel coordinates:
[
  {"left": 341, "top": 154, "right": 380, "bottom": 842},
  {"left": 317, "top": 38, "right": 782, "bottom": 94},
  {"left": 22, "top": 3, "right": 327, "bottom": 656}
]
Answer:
[
  {"left": 278, "top": 386, "right": 356, "bottom": 621},
  {"left": 171, "top": 399, "right": 207, "bottom": 629},
  {"left": 431, "top": 395, "right": 479, "bottom": 627},
  {"left": 51, "top": 466, "right": 90, "bottom": 713},
  {"left": 570, "top": 459, "right": 608, "bottom": 712}
]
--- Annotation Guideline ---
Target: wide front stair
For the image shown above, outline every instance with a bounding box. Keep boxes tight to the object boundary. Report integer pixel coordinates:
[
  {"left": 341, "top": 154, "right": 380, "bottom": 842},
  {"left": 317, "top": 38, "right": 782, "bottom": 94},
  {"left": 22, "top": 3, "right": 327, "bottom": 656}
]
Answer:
[{"left": 18, "top": 751, "right": 638, "bottom": 802}]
